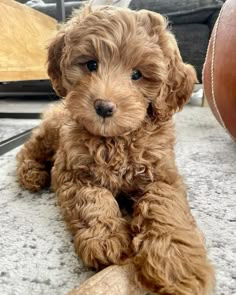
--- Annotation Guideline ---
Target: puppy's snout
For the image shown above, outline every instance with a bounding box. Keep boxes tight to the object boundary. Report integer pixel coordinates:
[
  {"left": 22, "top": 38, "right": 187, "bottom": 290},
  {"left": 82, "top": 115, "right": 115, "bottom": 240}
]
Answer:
[{"left": 94, "top": 99, "right": 117, "bottom": 118}]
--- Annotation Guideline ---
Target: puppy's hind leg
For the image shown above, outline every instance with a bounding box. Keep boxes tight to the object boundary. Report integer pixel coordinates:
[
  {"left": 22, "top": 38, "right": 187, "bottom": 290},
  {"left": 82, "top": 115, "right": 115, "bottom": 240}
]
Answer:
[{"left": 16, "top": 104, "right": 63, "bottom": 192}]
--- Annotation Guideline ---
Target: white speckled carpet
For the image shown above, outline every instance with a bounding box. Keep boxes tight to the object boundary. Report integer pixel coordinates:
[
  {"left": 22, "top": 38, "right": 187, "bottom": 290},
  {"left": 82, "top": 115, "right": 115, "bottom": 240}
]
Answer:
[{"left": 0, "top": 105, "right": 235, "bottom": 295}]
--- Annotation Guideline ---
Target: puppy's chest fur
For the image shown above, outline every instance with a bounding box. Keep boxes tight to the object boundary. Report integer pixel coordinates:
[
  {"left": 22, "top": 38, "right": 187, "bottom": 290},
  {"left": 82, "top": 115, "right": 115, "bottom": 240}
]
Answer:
[{"left": 61, "top": 126, "right": 160, "bottom": 193}]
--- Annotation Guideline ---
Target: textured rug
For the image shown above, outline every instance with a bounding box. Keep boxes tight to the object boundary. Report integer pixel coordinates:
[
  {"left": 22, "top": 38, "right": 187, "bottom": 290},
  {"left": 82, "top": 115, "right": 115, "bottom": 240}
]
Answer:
[
  {"left": 0, "top": 105, "right": 235, "bottom": 295},
  {"left": 0, "top": 119, "right": 40, "bottom": 142}
]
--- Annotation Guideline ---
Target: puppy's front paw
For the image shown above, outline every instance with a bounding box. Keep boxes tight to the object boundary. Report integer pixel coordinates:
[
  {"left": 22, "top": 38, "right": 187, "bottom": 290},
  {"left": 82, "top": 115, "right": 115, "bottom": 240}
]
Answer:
[
  {"left": 132, "top": 233, "right": 215, "bottom": 295},
  {"left": 74, "top": 217, "right": 132, "bottom": 269},
  {"left": 17, "top": 160, "right": 50, "bottom": 192}
]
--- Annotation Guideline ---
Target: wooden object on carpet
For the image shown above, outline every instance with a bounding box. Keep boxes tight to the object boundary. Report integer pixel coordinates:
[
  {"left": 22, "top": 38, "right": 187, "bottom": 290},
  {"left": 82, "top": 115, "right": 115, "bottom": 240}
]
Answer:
[
  {"left": 0, "top": 0, "right": 57, "bottom": 81},
  {"left": 67, "top": 264, "right": 146, "bottom": 295}
]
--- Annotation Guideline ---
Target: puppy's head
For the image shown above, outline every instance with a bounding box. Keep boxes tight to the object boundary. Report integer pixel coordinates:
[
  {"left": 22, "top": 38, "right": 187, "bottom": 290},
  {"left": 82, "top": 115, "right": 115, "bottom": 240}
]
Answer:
[{"left": 48, "top": 6, "right": 196, "bottom": 137}]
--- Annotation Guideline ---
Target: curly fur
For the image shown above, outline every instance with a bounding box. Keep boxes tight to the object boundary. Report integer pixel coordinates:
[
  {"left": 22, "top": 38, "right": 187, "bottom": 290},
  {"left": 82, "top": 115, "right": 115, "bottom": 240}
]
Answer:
[{"left": 16, "top": 4, "right": 215, "bottom": 294}]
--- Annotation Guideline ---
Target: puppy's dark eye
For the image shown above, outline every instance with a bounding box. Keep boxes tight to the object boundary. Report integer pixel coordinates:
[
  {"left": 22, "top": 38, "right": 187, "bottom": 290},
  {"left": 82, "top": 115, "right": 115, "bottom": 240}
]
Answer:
[
  {"left": 131, "top": 69, "right": 142, "bottom": 80},
  {"left": 86, "top": 60, "right": 98, "bottom": 72}
]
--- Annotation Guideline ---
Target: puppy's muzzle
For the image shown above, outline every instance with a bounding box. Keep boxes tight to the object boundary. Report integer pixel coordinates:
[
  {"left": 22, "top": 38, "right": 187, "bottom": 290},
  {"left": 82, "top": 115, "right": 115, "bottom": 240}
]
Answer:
[{"left": 94, "top": 99, "right": 117, "bottom": 118}]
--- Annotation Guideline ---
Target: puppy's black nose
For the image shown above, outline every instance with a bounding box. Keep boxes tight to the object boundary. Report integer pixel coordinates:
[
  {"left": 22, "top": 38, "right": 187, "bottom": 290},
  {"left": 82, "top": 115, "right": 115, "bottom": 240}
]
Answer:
[{"left": 94, "top": 99, "right": 117, "bottom": 118}]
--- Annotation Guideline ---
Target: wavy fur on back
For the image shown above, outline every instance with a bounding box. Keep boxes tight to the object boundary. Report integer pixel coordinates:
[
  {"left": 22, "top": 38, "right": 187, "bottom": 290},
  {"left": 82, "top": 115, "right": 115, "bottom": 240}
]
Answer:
[{"left": 16, "top": 5, "right": 214, "bottom": 294}]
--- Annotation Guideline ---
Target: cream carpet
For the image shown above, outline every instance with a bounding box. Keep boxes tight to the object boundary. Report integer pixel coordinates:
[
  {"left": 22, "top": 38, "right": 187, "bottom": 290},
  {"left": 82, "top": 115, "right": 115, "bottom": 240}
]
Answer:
[{"left": 0, "top": 105, "right": 235, "bottom": 295}]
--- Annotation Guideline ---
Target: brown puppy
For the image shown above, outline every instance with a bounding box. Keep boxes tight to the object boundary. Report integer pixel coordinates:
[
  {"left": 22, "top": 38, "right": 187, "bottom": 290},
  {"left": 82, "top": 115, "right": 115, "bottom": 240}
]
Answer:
[{"left": 17, "top": 5, "right": 215, "bottom": 294}]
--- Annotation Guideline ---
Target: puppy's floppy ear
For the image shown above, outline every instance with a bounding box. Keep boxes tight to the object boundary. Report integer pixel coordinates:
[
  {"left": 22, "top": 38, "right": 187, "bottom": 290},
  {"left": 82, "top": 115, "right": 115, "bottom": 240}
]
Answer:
[
  {"left": 47, "top": 32, "right": 67, "bottom": 97},
  {"left": 157, "top": 33, "right": 197, "bottom": 121},
  {"left": 138, "top": 10, "right": 197, "bottom": 122}
]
